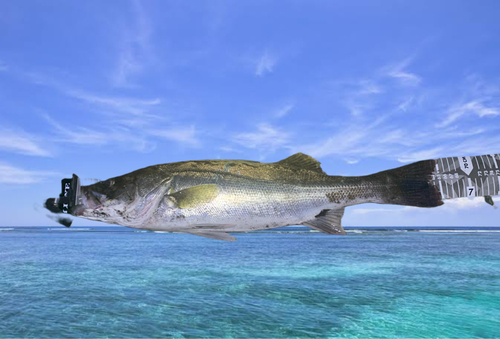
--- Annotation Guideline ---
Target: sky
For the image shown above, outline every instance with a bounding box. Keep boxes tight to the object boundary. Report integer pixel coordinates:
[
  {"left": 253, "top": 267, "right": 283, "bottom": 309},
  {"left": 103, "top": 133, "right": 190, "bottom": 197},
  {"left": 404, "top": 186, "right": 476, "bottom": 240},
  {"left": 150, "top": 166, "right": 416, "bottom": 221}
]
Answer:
[{"left": 1, "top": 0, "right": 500, "bottom": 227}]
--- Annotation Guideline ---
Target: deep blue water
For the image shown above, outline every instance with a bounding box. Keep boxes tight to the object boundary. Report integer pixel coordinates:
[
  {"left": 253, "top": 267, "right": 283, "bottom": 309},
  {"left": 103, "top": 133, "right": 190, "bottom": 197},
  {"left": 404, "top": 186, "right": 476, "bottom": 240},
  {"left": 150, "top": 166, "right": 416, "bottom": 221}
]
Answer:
[{"left": 1, "top": 227, "right": 500, "bottom": 338}]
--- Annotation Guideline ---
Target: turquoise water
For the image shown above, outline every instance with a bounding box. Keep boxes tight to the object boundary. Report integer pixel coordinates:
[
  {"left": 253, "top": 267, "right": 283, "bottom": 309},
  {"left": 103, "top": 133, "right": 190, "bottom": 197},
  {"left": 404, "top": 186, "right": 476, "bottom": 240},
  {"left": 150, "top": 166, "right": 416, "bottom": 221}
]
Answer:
[{"left": 1, "top": 227, "right": 500, "bottom": 338}]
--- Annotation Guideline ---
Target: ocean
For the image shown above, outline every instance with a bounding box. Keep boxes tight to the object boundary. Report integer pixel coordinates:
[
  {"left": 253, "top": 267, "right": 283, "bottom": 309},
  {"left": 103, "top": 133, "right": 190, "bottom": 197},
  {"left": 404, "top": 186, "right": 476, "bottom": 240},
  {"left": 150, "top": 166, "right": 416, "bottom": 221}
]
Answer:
[{"left": 1, "top": 227, "right": 500, "bottom": 338}]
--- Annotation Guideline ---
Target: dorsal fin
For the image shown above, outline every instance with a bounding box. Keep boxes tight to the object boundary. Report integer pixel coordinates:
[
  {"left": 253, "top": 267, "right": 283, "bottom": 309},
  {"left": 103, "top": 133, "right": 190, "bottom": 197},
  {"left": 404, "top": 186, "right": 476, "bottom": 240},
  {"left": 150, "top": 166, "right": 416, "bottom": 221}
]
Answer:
[
  {"left": 275, "top": 153, "right": 325, "bottom": 173},
  {"left": 302, "top": 208, "right": 346, "bottom": 235}
]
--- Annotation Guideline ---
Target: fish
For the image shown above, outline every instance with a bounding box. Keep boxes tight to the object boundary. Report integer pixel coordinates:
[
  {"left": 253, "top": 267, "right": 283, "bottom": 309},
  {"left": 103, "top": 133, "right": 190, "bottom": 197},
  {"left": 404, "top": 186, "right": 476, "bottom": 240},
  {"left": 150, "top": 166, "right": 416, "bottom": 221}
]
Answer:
[{"left": 44, "top": 152, "right": 500, "bottom": 241}]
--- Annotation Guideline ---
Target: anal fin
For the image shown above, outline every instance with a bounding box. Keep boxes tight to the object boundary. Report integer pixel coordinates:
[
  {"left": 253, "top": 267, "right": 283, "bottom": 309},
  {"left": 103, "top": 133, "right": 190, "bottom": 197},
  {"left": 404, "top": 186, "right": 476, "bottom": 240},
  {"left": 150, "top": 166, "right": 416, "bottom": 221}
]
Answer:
[
  {"left": 188, "top": 231, "right": 237, "bottom": 241},
  {"left": 193, "top": 223, "right": 236, "bottom": 229},
  {"left": 302, "top": 208, "right": 346, "bottom": 235}
]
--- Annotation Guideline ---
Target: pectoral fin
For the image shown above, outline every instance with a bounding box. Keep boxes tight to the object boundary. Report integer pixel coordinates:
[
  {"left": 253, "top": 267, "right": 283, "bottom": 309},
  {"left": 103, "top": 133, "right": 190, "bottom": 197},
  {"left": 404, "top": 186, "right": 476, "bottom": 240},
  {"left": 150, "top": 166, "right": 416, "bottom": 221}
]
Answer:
[
  {"left": 168, "top": 184, "right": 219, "bottom": 209},
  {"left": 302, "top": 208, "right": 346, "bottom": 235},
  {"left": 188, "top": 231, "right": 237, "bottom": 241}
]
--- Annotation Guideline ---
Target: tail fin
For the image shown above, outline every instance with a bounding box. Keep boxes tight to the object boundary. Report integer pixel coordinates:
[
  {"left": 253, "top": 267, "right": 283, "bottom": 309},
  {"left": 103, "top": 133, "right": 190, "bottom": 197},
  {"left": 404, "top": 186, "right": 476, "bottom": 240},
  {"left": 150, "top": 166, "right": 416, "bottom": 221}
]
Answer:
[
  {"left": 367, "top": 159, "right": 443, "bottom": 207},
  {"left": 368, "top": 153, "right": 500, "bottom": 207}
]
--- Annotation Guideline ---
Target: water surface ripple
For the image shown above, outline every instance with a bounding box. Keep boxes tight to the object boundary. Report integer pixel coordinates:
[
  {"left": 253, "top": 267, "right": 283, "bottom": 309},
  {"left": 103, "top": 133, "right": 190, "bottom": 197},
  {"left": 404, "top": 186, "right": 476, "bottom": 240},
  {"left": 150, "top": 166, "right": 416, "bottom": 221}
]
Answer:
[{"left": 1, "top": 228, "right": 499, "bottom": 338}]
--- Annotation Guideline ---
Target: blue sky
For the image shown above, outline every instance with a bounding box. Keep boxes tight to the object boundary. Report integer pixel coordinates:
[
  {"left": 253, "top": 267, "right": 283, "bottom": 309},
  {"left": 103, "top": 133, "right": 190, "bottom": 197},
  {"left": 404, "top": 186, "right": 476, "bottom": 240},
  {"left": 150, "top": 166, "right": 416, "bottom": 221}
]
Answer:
[{"left": 2, "top": 0, "right": 500, "bottom": 227}]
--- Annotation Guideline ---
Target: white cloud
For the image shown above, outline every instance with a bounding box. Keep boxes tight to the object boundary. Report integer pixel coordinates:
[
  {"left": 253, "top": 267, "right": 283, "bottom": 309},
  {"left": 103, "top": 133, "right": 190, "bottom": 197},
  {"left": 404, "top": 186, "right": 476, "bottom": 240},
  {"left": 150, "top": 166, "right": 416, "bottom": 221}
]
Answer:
[
  {"left": 42, "top": 114, "right": 154, "bottom": 152},
  {"left": 384, "top": 59, "right": 421, "bottom": 86},
  {"left": 396, "top": 147, "right": 444, "bottom": 163},
  {"left": 304, "top": 121, "right": 499, "bottom": 164},
  {"left": 343, "top": 100, "right": 370, "bottom": 117},
  {"left": 148, "top": 125, "right": 200, "bottom": 147},
  {"left": 438, "top": 127, "right": 486, "bottom": 139},
  {"left": 21, "top": 72, "right": 199, "bottom": 153},
  {"left": 112, "top": 0, "right": 154, "bottom": 87},
  {"left": 114, "top": 47, "right": 144, "bottom": 88},
  {"left": 65, "top": 89, "right": 161, "bottom": 117},
  {"left": 294, "top": 113, "right": 494, "bottom": 164},
  {"left": 24, "top": 72, "right": 162, "bottom": 118},
  {"left": 43, "top": 114, "right": 108, "bottom": 145},
  {"left": 0, "top": 163, "right": 58, "bottom": 184},
  {"left": 397, "top": 96, "right": 414, "bottom": 111},
  {"left": 296, "top": 117, "right": 391, "bottom": 158},
  {"left": 292, "top": 62, "right": 500, "bottom": 165},
  {"left": 325, "top": 79, "right": 384, "bottom": 117},
  {"left": 344, "top": 158, "right": 359, "bottom": 165},
  {"left": 255, "top": 52, "right": 277, "bottom": 76},
  {"left": 299, "top": 129, "right": 368, "bottom": 158},
  {"left": 389, "top": 70, "right": 421, "bottom": 86},
  {"left": 437, "top": 100, "right": 500, "bottom": 128},
  {"left": 234, "top": 123, "right": 291, "bottom": 150},
  {"left": 0, "top": 129, "right": 51, "bottom": 156},
  {"left": 274, "top": 104, "right": 294, "bottom": 118},
  {"left": 438, "top": 197, "right": 500, "bottom": 211},
  {"left": 357, "top": 79, "right": 383, "bottom": 95}
]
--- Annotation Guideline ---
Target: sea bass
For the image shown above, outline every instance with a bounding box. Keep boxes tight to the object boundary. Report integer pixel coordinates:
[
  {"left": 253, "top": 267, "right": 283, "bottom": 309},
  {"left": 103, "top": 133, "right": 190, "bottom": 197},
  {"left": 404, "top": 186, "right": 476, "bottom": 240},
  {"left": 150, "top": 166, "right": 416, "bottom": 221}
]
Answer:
[{"left": 44, "top": 153, "right": 500, "bottom": 241}]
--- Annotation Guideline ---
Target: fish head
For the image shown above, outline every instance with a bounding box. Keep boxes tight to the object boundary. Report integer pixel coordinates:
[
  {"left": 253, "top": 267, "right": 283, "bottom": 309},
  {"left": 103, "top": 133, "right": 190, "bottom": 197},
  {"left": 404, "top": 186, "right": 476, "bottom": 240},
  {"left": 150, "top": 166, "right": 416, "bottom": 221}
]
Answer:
[{"left": 45, "top": 171, "right": 174, "bottom": 226}]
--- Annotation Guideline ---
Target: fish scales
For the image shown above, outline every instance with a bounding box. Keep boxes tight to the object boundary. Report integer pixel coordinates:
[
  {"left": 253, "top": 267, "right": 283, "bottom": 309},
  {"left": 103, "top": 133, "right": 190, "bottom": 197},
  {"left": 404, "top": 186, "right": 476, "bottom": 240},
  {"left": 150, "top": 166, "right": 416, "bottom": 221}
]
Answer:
[{"left": 44, "top": 153, "right": 500, "bottom": 240}]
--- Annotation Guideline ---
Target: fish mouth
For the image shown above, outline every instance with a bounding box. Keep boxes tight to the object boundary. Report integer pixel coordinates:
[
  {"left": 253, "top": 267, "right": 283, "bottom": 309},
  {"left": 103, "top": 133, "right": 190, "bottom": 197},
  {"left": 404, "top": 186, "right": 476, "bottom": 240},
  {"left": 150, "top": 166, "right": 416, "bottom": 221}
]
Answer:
[
  {"left": 44, "top": 174, "right": 82, "bottom": 215},
  {"left": 45, "top": 174, "right": 108, "bottom": 219}
]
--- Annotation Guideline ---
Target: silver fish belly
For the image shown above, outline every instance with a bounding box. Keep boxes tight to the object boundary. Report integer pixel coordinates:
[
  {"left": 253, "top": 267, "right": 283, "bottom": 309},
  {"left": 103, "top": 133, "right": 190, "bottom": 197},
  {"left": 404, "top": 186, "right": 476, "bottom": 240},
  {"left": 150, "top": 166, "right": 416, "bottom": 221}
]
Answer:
[{"left": 44, "top": 152, "right": 500, "bottom": 241}]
